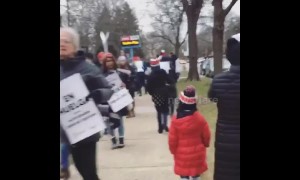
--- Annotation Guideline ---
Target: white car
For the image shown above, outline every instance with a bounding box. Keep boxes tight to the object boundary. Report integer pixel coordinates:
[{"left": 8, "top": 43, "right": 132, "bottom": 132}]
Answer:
[{"left": 205, "top": 56, "right": 231, "bottom": 77}]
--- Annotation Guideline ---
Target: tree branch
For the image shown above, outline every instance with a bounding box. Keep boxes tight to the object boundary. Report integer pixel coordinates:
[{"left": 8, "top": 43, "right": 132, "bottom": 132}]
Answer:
[
  {"left": 151, "top": 34, "right": 175, "bottom": 46},
  {"left": 180, "top": 32, "right": 188, "bottom": 46},
  {"left": 224, "top": 0, "right": 238, "bottom": 16}
]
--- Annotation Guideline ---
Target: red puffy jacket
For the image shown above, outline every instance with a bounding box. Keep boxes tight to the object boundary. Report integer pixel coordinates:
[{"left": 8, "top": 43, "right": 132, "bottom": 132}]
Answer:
[{"left": 168, "top": 111, "right": 211, "bottom": 176}]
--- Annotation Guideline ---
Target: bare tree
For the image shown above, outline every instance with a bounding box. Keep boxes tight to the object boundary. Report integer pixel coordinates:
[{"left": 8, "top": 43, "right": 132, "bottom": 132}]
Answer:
[
  {"left": 212, "top": 0, "right": 238, "bottom": 75},
  {"left": 150, "top": 0, "right": 187, "bottom": 56},
  {"left": 182, "top": 0, "right": 204, "bottom": 81}
]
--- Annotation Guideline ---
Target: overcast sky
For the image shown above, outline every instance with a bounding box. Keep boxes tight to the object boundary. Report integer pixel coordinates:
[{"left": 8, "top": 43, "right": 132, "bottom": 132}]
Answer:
[
  {"left": 61, "top": 0, "right": 240, "bottom": 33},
  {"left": 125, "top": 0, "right": 240, "bottom": 32}
]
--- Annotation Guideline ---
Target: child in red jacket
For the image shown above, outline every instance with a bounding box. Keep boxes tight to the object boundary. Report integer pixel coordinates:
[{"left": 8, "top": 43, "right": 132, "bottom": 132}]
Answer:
[{"left": 168, "top": 85, "right": 211, "bottom": 180}]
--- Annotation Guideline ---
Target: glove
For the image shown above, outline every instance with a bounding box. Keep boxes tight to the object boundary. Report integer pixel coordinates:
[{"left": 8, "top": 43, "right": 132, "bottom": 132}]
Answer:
[
  {"left": 97, "top": 104, "right": 110, "bottom": 117},
  {"left": 86, "top": 89, "right": 114, "bottom": 104}
]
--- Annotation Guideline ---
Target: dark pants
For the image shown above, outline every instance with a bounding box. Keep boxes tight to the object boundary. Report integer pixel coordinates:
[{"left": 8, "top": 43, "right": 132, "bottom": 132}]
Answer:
[
  {"left": 157, "top": 110, "right": 168, "bottom": 131},
  {"left": 169, "top": 98, "right": 176, "bottom": 115},
  {"left": 136, "top": 72, "right": 145, "bottom": 95},
  {"left": 71, "top": 142, "right": 99, "bottom": 180}
]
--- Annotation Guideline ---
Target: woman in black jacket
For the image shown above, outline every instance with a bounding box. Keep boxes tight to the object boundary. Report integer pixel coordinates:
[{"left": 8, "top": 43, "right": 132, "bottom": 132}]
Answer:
[
  {"left": 208, "top": 34, "right": 240, "bottom": 180},
  {"left": 60, "top": 27, "right": 113, "bottom": 180},
  {"left": 146, "top": 58, "right": 174, "bottom": 134}
]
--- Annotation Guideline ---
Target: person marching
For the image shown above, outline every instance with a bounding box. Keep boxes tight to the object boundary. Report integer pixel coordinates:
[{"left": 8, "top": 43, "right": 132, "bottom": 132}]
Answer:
[
  {"left": 168, "top": 85, "right": 211, "bottom": 180},
  {"left": 102, "top": 53, "right": 129, "bottom": 149},
  {"left": 146, "top": 58, "right": 174, "bottom": 133},
  {"left": 60, "top": 27, "right": 113, "bottom": 180}
]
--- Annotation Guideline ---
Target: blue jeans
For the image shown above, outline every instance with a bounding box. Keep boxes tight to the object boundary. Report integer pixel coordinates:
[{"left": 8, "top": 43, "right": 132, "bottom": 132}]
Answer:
[
  {"left": 61, "top": 143, "right": 69, "bottom": 169},
  {"left": 157, "top": 111, "right": 168, "bottom": 130},
  {"left": 110, "top": 117, "right": 124, "bottom": 137},
  {"left": 118, "top": 117, "right": 125, "bottom": 137}
]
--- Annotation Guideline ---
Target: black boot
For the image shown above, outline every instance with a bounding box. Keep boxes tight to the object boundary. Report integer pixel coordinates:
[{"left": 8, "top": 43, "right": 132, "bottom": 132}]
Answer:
[
  {"left": 111, "top": 137, "right": 118, "bottom": 150},
  {"left": 158, "top": 125, "right": 163, "bottom": 134},
  {"left": 60, "top": 168, "right": 70, "bottom": 180},
  {"left": 118, "top": 137, "right": 125, "bottom": 148}
]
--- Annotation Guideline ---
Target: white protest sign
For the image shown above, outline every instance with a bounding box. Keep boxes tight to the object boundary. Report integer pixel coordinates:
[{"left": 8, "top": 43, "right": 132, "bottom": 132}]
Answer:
[
  {"left": 105, "top": 72, "right": 123, "bottom": 89},
  {"left": 160, "top": 61, "right": 170, "bottom": 74},
  {"left": 134, "top": 61, "right": 144, "bottom": 72},
  {"left": 60, "top": 73, "right": 106, "bottom": 144},
  {"left": 108, "top": 88, "right": 133, "bottom": 112},
  {"left": 100, "top": 32, "right": 110, "bottom": 52},
  {"left": 175, "top": 59, "right": 182, "bottom": 73}
]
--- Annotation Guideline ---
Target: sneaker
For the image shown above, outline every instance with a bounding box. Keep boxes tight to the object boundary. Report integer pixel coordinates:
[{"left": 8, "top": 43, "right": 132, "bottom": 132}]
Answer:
[{"left": 118, "top": 137, "right": 125, "bottom": 148}]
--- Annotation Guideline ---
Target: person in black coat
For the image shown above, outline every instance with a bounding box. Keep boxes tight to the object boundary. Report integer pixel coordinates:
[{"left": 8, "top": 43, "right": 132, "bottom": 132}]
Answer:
[
  {"left": 60, "top": 27, "right": 113, "bottom": 180},
  {"left": 208, "top": 33, "right": 240, "bottom": 180},
  {"left": 146, "top": 58, "right": 174, "bottom": 134}
]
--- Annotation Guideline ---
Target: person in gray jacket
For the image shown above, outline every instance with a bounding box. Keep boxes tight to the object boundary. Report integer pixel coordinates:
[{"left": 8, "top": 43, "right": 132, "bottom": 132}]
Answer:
[{"left": 60, "top": 27, "right": 113, "bottom": 180}]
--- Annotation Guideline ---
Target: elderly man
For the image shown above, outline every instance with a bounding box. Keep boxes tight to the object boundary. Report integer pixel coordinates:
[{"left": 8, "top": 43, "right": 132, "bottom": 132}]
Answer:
[
  {"left": 208, "top": 33, "right": 240, "bottom": 180},
  {"left": 60, "top": 27, "right": 112, "bottom": 180}
]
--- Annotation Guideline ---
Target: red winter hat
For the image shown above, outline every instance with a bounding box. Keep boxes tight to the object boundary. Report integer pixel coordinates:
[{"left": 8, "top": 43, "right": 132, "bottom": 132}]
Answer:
[
  {"left": 150, "top": 58, "right": 160, "bottom": 67},
  {"left": 97, "top": 52, "right": 106, "bottom": 60},
  {"left": 179, "top": 85, "right": 197, "bottom": 105},
  {"left": 132, "top": 56, "right": 140, "bottom": 61}
]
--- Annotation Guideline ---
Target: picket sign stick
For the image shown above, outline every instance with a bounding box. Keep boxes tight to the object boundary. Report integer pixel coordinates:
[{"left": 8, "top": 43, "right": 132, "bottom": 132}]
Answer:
[{"left": 100, "top": 32, "right": 110, "bottom": 53}]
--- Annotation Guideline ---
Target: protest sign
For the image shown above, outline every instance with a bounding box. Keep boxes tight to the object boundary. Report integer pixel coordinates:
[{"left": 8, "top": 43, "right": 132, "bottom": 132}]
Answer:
[
  {"left": 108, "top": 88, "right": 133, "bottom": 112},
  {"left": 60, "top": 73, "right": 106, "bottom": 144},
  {"left": 134, "top": 61, "right": 144, "bottom": 72},
  {"left": 175, "top": 59, "right": 182, "bottom": 73},
  {"left": 105, "top": 72, "right": 123, "bottom": 89},
  {"left": 160, "top": 61, "right": 170, "bottom": 74}
]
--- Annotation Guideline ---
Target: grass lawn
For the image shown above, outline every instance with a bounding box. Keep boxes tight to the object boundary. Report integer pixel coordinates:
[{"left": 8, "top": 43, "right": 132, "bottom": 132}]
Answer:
[{"left": 176, "top": 77, "right": 217, "bottom": 180}]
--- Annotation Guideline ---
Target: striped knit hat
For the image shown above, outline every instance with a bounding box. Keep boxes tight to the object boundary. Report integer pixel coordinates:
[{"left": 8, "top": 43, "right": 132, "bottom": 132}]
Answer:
[
  {"left": 150, "top": 58, "right": 160, "bottom": 67},
  {"left": 179, "top": 85, "right": 197, "bottom": 105}
]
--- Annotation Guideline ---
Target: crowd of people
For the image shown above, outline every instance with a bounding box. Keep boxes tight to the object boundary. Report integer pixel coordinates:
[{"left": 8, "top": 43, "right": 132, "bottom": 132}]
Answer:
[{"left": 60, "top": 26, "right": 240, "bottom": 180}]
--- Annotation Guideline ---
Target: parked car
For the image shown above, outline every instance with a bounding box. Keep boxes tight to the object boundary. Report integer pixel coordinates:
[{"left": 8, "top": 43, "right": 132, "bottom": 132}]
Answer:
[{"left": 205, "top": 56, "right": 231, "bottom": 78}]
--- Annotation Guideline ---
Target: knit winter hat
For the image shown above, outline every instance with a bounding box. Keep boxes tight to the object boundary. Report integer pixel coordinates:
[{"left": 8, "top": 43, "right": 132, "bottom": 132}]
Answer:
[
  {"left": 150, "top": 58, "right": 160, "bottom": 67},
  {"left": 226, "top": 33, "right": 240, "bottom": 66},
  {"left": 117, "top": 56, "right": 127, "bottom": 62},
  {"left": 132, "top": 56, "right": 140, "bottom": 61},
  {"left": 179, "top": 85, "right": 197, "bottom": 105},
  {"left": 97, "top": 52, "right": 106, "bottom": 60}
]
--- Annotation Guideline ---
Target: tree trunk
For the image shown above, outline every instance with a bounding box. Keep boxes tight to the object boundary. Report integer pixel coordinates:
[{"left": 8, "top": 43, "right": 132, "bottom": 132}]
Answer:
[
  {"left": 213, "top": 0, "right": 225, "bottom": 75},
  {"left": 175, "top": 43, "right": 180, "bottom": 57},
  {"left": 66, "top": 0, "right": 71, "bottom": 26},
  {"left": 187, "top": 14, "right": 200, "bottom": 81}
]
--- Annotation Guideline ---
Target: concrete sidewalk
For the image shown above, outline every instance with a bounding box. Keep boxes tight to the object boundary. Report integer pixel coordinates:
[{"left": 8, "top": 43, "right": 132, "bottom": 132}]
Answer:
[{"left": 68, "top": 94, "right": 178, "bottom": 180}]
